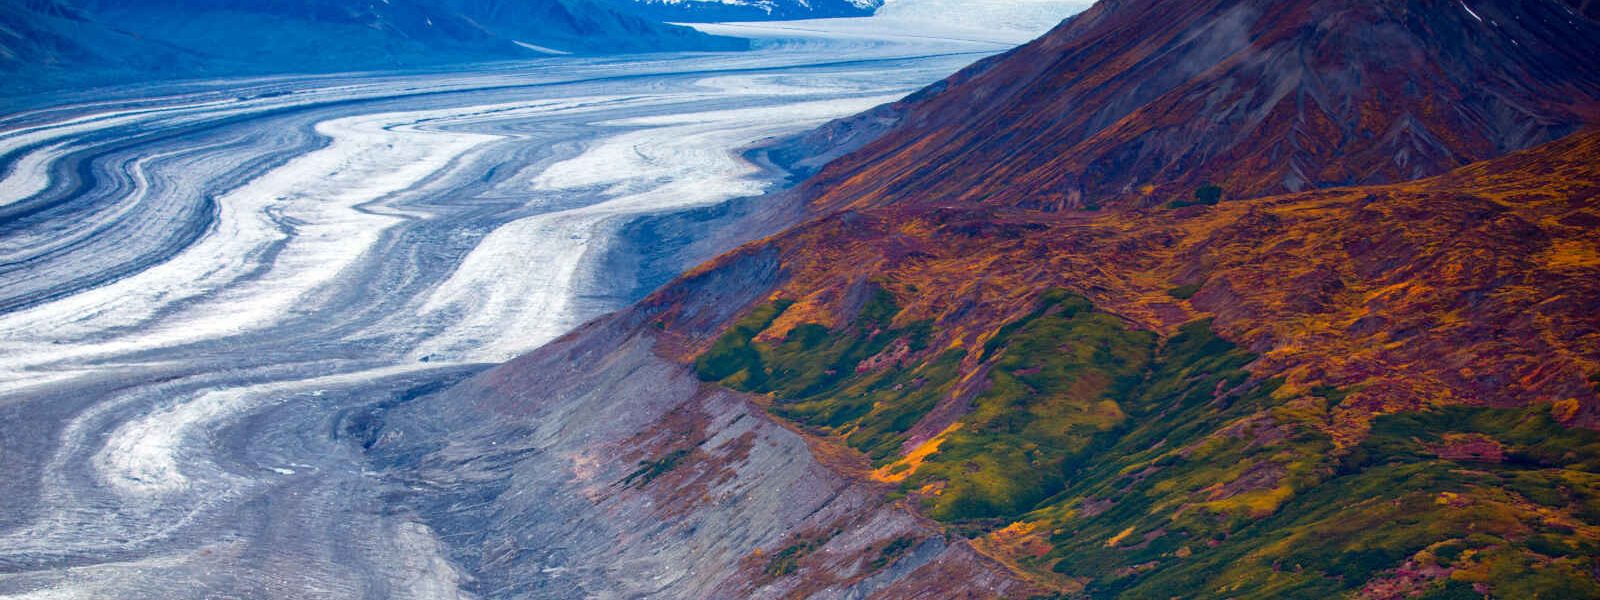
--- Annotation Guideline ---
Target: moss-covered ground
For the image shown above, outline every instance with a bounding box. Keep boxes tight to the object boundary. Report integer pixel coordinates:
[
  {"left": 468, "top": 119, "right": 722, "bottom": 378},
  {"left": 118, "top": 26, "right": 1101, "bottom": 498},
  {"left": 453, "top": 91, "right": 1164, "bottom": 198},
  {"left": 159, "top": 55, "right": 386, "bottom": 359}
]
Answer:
[{"left": 697, "top": 291, "right": 1600, "bottom": 598}]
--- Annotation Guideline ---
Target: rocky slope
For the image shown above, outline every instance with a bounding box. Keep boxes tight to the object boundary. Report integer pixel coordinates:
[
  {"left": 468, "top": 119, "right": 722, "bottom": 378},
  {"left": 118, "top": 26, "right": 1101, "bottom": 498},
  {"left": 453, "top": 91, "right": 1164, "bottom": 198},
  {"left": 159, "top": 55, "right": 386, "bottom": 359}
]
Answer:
[
  {"left": 799, "top": 0, "right": 1600, "bottom": 211},
  {"left": 368, "top": 0, "right": 1600, "bottom": 597},
  {"left": 365, "top": 252, "right": 1047, "bottom": 598}
]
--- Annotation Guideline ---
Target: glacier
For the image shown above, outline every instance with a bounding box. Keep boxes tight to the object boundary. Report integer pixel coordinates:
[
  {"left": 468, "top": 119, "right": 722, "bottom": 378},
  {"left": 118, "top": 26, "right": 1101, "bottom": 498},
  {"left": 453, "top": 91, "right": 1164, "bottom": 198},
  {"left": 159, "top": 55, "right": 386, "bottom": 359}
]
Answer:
[{"left": 0, "top": 8, "right": 1093, "bottom": 597}]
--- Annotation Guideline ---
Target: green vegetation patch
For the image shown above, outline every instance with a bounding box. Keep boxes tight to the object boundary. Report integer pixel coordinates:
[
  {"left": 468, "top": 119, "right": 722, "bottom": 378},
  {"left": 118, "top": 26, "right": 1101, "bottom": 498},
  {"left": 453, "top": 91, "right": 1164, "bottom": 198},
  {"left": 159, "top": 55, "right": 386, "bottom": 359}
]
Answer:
[
  {"left": 1167, "top": 183, "right": 1225, "bottom": 209},
  {"left": 695, "top": 286, "right": 960, "bottom": 463},
  {"left": 1166, "top": 282, "right": 1203, "bottom": 300},
  {"left": 695, "top": 291, "right": 1600, "bottom": 599},
  {"left": 1020, "top": 320, "right": 1325, "bottom": 593},
  {"left": 905, "top": 290, "right": 1158, "bottom": 522},
  {"left": 621, "top": 448, "right": 692, "bottom": 488},
  {"left": 1046, "top": 391, "right": 1600, "bottom": 598},
  {"left": 695, "top": 299, "right": 793, "bottom": 387},
  {"left": 870, "top": 535, "right": 919, "bottom": 570}
]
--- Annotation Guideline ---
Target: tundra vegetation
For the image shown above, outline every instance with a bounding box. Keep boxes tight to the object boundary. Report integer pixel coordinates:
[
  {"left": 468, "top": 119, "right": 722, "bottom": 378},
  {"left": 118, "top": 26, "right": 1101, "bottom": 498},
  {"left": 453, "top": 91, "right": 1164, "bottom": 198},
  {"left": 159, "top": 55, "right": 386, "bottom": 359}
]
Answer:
[{"left": 697, "top": 289, "right": 1600, "bottom": 598}]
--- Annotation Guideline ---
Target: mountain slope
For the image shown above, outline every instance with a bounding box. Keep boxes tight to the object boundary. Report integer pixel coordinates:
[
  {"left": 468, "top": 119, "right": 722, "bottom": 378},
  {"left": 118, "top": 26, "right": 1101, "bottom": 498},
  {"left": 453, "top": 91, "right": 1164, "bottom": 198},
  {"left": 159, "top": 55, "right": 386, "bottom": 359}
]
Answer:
[
  {"left": 364, "top": 251, "right": 1050, "bottom": 598},
  {"left": 799, "top": 0, "right": 1600, "bottom": 211},
  {"left": 672, "top": 128, "right": 1600, "bottom": 595},
  {"left": 0, "top": 0, "right": 746, "bottom": 96},
  {"left": 365, "top": 0, "right": 1600, "bottom": 597},
  {"left": 374, "top": 127, "right": 1600, "bottom": 598},
  {"left": 0, "top": 0, "right": 192, "bottom": 76}
]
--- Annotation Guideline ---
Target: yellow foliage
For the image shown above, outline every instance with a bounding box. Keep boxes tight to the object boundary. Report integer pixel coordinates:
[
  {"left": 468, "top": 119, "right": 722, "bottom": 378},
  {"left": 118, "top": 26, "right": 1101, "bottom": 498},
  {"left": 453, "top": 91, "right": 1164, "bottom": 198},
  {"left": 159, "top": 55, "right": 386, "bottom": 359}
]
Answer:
[
  {"left": 1552, "top": 398, "right": 1582, "bottom": 423},
  {"left": 1204, "top": 483, "right": 1296, "bottom": 518},
  {"left": 871, "top": 422, "right": 961, "bottom": 483},
  {"left": 1543, "top": 239, "right": 1600, "bottom": 269},
  {"left": 1105, "top": 526, "right": 1136, "bottom": 548},
  {"left": 973, "top": 520, "right": 1085, "bottom": 594}
]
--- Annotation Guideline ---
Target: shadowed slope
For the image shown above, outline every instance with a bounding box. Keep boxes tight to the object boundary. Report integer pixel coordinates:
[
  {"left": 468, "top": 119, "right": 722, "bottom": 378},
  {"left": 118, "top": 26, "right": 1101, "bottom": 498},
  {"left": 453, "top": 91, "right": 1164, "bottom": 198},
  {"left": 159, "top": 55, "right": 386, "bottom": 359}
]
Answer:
[
  {"left": 0, "top": 0, "right": 746, "bottom": 96},
  {"left": 801, "top": 0, "right": 1600, "bottom": 212}
]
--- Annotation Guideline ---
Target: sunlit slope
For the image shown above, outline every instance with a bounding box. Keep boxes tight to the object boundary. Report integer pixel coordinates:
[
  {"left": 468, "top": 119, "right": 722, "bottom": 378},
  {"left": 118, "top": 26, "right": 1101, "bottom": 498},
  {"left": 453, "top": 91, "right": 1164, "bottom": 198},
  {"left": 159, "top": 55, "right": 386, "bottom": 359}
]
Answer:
[{"left": 667, "top": 128, "right": 1600, "bottom": 598}]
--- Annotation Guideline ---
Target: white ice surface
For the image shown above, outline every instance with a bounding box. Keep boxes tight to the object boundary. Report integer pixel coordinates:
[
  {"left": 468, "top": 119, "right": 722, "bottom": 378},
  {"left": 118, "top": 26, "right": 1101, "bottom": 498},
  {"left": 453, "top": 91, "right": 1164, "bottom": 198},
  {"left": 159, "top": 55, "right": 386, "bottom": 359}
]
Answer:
[
  {"left": 0, "top": 142, "right": 69, "bottom": 208},
  {"left": 94, "top": 364, "right": 423, "bottom": 497},
  {"left": 693, "top": 0, "right": 1090, "bottom": 45},
  {"left": 414, "top": 92, "right": 902, "bottom": 362},
  {"left": 0, "top": 11, "right": 1036, "bottom": 597},
  {"left": 874, "top": 0, "right": 1091, "bottom": 40},
  {"left": 0, "top": 107, "right": 502, "bottom": 393}
]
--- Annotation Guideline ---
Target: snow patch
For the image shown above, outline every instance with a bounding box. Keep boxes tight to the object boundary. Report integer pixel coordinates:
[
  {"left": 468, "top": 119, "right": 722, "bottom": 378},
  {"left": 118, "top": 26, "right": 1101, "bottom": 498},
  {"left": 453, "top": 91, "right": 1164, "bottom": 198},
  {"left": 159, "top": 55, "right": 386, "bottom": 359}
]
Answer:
[{"left": 513, "top": 40, "right": 572, "bottom": 55}]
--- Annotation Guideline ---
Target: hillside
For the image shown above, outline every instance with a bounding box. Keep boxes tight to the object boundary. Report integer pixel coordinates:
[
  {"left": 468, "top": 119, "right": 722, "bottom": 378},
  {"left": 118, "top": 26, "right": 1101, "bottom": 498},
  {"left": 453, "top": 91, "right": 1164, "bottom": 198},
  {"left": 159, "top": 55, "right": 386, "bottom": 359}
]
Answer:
[
  {"left": 0, "top": 0, "right": 745, "bottom": 96},
  {"left": 799, "top": 0, "right": 1600, "bottom": 211},
  {"left": 670, "top": 128, "right": 1600, "bottom": 596},
  {"left": 364, "top": 0, "right": 1600, "bottom": 597}
]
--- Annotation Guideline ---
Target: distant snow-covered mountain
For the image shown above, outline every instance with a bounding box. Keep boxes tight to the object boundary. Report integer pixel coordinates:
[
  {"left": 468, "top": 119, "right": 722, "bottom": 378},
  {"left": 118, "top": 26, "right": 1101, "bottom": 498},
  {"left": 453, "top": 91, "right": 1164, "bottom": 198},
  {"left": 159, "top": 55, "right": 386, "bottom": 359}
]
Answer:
[
  {"left": 601, "top": 0, "right": 881, "bottom": 22},
  {"left": 874, "top": 0, "right": 1090, "bottom": 37},
  {"left": 1, "top": 0, "right": 747, "bottom": 96}
]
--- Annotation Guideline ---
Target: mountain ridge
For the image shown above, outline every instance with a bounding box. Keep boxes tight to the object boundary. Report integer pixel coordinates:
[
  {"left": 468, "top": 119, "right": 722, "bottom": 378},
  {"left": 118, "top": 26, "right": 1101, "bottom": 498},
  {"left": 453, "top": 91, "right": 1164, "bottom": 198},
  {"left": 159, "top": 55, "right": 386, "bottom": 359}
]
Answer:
[
  {"left": 0, "top": 0, "right": 747, "bottom": 96},
  {"left": 798, "top": 0, "right": 1600, "bottom": 212}
]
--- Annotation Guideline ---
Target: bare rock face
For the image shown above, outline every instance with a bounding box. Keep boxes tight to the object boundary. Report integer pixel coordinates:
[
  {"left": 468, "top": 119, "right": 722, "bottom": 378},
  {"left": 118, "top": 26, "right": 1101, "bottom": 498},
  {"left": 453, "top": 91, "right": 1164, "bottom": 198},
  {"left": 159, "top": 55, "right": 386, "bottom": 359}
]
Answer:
[
  {"left": 363, "top": 253, "right": 1041, "bottom": 598},
  {"left": 801, "top": 0, "right": 1600, "bottom": 211}
]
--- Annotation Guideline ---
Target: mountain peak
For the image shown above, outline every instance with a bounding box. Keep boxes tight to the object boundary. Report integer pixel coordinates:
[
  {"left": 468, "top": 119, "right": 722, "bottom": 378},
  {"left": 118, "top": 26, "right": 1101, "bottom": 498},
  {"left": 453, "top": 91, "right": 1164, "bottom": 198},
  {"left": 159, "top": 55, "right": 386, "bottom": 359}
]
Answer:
[{"left": 804, "top": 0, "right": 1600, "bottom": 212}]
